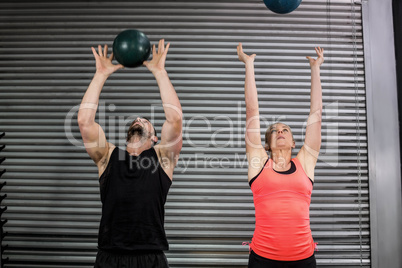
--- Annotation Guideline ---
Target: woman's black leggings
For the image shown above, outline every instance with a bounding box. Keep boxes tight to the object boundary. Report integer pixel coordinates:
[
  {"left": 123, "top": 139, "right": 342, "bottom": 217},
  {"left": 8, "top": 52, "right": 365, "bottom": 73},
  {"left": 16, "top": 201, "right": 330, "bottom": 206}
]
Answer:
[{"left": 248, "top": 250, "right": 316, "bottom": 268}]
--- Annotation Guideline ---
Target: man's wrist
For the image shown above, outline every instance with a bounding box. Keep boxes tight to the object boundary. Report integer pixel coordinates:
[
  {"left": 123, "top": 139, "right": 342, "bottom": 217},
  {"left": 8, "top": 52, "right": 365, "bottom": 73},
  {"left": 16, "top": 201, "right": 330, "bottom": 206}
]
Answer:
[
  {"left": 152, "top": 69, "right": 168, "bottom": 77},
  {"left": 94, "top": 71, "right": 110, "bottom": 80}
]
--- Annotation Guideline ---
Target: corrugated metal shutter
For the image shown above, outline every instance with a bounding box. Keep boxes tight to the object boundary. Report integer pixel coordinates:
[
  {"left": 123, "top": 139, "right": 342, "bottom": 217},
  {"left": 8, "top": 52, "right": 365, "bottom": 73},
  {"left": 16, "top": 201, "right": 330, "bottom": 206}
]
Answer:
[{"left": 0, "top": 0, "right": 369, "bottom": 267}]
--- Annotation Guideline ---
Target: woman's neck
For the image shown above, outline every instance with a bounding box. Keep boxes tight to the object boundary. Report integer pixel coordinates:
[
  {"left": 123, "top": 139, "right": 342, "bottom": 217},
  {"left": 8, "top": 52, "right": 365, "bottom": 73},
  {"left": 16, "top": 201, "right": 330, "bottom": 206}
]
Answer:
[{"left": 270, "top": 149, "right": 292, "bottom": 171}]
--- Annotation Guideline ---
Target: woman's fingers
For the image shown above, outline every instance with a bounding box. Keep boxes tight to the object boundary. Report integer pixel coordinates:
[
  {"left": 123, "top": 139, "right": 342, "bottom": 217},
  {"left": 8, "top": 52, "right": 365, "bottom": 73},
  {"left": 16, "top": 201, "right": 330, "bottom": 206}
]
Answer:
[
  {"left": 315, "top": 47, "right": 324, "bottom": 57},
  {"left": 237, "top": 43, "right": 243, "bottom": 55}
]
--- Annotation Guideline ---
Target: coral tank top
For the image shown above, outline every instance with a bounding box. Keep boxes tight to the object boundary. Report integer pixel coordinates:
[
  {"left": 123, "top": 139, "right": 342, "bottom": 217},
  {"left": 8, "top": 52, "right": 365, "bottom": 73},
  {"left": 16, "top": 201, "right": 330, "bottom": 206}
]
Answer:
[{"left": 249, "top": 157, "right": 315, "bottom": 261}]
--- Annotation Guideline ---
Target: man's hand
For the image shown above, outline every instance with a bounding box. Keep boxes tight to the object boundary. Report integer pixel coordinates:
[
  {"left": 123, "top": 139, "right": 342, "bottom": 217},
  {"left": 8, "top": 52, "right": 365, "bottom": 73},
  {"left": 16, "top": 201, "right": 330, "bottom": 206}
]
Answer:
[
  {"left": 143, "top": 39, "right": 170, "bottom": 75},
  {"left": 91, "top": 44, "right": 124, "bottom": 77}
]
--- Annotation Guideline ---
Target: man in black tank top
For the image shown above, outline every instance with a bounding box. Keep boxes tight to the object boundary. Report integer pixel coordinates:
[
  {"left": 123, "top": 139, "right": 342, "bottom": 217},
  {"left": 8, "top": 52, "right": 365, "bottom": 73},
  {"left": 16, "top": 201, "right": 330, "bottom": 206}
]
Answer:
[{"left": 78, "top": 39, "right": 182, "bottom": 267}]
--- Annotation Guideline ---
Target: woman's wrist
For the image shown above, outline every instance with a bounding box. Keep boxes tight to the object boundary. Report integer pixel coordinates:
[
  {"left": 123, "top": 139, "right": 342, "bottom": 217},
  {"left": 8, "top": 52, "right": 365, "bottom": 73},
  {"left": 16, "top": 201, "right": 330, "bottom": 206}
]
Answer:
[
  {"left": 245, "top": 61, "right": 255, "bottom": 68},
  {"left": 310, "top": 65, "right": 321, "bottom": 71}
]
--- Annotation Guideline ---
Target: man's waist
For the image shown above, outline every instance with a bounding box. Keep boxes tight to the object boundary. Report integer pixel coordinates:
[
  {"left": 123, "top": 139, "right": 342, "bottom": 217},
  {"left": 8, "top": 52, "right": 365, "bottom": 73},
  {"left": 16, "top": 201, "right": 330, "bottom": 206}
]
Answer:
[{"left": 98, "top": 247, "right": 164, "bottom": 255}]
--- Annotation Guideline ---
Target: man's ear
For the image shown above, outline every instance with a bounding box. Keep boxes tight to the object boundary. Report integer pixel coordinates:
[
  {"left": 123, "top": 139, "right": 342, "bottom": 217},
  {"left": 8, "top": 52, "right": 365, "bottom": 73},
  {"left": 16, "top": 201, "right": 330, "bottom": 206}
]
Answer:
[{"left": 152, "top": 136, "right": 159, "bottom": 145}]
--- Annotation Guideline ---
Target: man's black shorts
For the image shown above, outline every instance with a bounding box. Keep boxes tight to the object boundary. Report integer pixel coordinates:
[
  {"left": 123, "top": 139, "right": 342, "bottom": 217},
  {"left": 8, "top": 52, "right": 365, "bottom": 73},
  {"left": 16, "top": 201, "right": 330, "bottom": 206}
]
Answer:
[{"left": 94, "top": 249, "right": 169, "bottom": 268}]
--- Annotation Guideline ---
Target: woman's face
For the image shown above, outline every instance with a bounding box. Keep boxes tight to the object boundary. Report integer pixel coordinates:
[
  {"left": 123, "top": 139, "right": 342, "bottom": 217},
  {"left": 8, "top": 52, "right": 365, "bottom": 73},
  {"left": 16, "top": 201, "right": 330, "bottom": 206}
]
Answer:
[{"left": 266, "top": 123, "right": 295, "bottom": 151}]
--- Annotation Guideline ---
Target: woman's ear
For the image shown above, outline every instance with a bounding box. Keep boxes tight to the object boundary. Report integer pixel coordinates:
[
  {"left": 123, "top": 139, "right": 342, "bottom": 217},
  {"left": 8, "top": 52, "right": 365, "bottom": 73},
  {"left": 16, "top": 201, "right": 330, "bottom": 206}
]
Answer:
[
  {"left": 292, "top": 140, "right": 296, "bottom": 149},
  {"left": 264, "top": 143, "right": 270, "bottom": 151}
]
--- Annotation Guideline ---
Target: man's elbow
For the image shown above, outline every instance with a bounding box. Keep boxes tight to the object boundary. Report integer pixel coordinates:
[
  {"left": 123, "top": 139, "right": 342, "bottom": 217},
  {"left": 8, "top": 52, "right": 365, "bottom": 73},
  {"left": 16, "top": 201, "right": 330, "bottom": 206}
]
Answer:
[
  {"left": 167, "top": 114, "right": 183, "bottom": 126},
  {"left": 77, "top": 114, "right": 93, "bottom": 129}
]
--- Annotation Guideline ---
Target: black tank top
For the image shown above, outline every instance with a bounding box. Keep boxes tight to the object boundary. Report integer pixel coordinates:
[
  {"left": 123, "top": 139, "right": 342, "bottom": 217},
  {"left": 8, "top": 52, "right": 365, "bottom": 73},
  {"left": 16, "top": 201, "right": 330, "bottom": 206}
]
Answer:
[{"left": 98, "top": 147, "right": 172, "bottom": 252}]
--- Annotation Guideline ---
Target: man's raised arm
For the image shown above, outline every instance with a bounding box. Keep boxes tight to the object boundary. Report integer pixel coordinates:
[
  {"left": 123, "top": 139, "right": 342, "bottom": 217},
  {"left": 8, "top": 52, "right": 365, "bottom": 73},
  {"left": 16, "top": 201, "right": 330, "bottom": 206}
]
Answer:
[
  {"left": 144, "top": 40, "right": 183, "bottom": 175},
  {"left": 78, "top": 45, "right": 123, "bottom": 166}
]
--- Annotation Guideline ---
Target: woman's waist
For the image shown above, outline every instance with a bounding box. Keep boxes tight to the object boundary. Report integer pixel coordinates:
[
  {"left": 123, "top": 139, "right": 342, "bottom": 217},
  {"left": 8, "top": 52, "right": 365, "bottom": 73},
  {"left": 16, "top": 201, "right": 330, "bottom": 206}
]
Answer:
[
  {"left": 254, "top": 218, "right": 311, "bottom": 233},
  {"left": 251, "top": 227, "right": 314, "bottom": 259},
  {"left": 254, "top": 202, "right": 310, "bottom": 220}
]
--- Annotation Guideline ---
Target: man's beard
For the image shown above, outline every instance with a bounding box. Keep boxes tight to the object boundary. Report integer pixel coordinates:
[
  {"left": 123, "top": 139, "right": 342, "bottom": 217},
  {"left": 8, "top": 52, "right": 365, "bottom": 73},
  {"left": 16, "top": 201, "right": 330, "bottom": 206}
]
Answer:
[{"left": 126, "top": 124, "right": 146, "bottom": 142}]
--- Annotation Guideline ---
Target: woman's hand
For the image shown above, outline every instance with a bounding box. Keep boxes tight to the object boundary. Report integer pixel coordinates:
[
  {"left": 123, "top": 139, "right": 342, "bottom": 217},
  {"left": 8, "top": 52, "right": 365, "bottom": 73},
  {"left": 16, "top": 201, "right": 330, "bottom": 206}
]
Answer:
[
  {"left": 306, "top": 47, "right": 324, "bottom": 68},
  {"left": 237, "top": 43, "right": 256, "bottom": 64},
  {"left": 91, "top": 44, "right": 124, "bottom": 77}
]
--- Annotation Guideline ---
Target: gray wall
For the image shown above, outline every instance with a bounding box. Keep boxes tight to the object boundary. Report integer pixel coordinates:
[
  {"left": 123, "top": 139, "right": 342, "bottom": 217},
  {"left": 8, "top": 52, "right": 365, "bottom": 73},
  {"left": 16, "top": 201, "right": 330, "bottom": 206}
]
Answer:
[
  {"left": 363, "top": 0, "right": 402, "bottom": 267},
  {"left": 1, "top": 0, "right": 398, "bottom": 267}
]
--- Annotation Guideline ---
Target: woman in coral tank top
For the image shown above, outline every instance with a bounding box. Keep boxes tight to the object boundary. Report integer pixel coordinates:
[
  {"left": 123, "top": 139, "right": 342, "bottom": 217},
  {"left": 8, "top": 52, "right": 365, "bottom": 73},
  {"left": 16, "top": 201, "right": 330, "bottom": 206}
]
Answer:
[{"left": 237, "top": 44, "right": 324, "bottom": 268}]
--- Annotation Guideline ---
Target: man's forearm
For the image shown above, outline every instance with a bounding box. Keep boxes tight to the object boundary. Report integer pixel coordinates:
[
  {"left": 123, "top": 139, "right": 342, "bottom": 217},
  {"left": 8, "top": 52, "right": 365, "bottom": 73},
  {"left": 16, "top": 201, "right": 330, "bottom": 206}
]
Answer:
[
  {"left": 78, "top": 73, "right": 108, "bottom": 125},
  {"left": 153, "top": 70, "right": 182, "bottom": 122}
]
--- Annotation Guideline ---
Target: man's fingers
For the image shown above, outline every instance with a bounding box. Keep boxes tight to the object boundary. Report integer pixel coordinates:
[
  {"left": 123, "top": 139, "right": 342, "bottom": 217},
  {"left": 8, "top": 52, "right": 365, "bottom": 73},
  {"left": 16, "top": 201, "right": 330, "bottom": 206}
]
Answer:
[
  {"left": 91, "top": 47, "right": 99, "bottom": 58},
  {"left": 98, "top": 45, "right": 103, "bottom": 57},
  {"left": 152, "top": 44, "right": 156, "bottom": 57},
  {"left": 159, "top": 39, "right": 164, "bottom": 54},
  {"left": 164, "top": 42, "right": 170, "bottom": 55},
  {"left": 104, "top": 44, "right": 108, "bottom": 56}
]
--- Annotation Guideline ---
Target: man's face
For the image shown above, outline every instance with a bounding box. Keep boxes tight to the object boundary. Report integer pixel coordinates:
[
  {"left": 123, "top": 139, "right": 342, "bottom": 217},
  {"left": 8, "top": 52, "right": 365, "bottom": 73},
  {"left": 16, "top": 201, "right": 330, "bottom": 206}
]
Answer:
[{"left": 126, "top": 117, "right": 155, "bottom": 143}]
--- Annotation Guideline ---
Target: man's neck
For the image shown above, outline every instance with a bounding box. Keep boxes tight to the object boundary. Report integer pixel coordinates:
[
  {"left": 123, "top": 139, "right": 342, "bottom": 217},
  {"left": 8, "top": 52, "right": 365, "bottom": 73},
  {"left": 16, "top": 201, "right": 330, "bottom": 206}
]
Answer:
[{"left": 126, "top": 137, "right": 152, "bottom": 156}]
